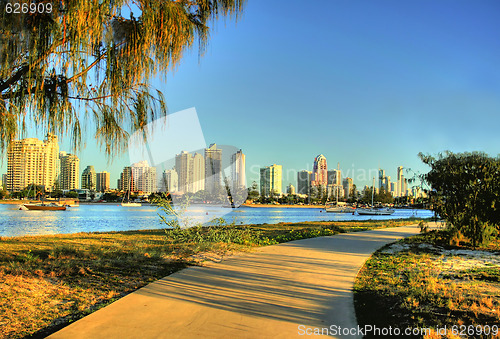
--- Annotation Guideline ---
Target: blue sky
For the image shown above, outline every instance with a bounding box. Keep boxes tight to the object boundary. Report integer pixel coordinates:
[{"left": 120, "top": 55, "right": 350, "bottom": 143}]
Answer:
[{"left": 2, "top": 0, "right": 500, "bottom": 190}]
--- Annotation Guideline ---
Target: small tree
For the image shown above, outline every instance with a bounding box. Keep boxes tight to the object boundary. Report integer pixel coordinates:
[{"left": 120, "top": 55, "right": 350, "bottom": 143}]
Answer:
[{"left": 419, "top": 151, "right": 500, "bottom": 246}]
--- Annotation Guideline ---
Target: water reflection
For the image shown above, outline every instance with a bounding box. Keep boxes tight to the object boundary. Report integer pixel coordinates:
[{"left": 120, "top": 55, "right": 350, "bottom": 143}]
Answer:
[{"left": 0, "top": 204, "right": 435, "bottom": 237}]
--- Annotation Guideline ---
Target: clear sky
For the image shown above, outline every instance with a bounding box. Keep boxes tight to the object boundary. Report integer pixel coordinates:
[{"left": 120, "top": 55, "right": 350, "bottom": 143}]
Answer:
[{"left": 2, "top": 0, "right": 500, "bottom": 190}]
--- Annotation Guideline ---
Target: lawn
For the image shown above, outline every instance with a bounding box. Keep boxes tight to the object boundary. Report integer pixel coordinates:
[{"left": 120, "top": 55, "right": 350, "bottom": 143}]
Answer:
[{"left": 0, "top": 218, "right": 420, "bottom": 338}]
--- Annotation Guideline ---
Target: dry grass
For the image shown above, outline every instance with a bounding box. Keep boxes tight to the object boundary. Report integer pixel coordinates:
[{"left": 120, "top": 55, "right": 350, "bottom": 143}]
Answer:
[
  {"left": 355, "top": 231, "right": 500, "bottom": 339},
  {"left": 0, "top": 219, "right": 423, "bottom": 338}
]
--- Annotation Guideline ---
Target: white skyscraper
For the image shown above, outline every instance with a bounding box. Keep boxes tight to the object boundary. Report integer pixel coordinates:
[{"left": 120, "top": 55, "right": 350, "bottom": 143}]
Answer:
[{"left": 231, "top": 149, "right": 246, "bottom": 191}]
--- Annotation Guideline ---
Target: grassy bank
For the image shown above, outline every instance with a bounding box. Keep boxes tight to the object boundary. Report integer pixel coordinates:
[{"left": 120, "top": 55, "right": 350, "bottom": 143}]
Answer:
[
  {"left": 1, "top": 218, "right": 421, "bottom": 338},
  {"left": 354, "top": 229, "right": 500, "bottom": 339}
]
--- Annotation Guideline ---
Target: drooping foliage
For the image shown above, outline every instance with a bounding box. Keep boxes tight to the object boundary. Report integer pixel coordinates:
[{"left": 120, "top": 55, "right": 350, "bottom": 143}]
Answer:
[
  {"left": 0, "top": 0, "right": 244, "bottom": 155},
  {"left": 419, "top": 151, "right": 500, "bottom": 246}
]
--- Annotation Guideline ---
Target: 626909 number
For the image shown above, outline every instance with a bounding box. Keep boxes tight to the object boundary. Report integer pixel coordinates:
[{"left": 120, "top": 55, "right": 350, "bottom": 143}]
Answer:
[{"left": 5, "top": 2, "right": 53, "bottom": 14}]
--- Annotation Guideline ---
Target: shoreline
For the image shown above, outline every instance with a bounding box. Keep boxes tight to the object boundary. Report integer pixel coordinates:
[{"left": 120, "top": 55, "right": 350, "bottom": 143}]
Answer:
[{"left": 242, "top": 203, "right": 324, "bottom": 209}]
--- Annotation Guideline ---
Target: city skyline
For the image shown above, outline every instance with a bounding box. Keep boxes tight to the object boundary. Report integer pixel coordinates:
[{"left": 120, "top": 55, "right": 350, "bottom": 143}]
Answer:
[
  {"left": 1, "top": 1, "right": 499, "bottom": 189},
  {"left": 0, "top": 132, "right": 428, "bottom": 194}
]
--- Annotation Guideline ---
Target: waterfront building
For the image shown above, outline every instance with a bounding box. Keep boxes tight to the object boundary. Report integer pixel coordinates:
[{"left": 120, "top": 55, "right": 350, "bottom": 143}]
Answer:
[
  {"left": 327, "top": 170, "right": 342, "bottom": 186},
  {"left": 117, "top": 167, "right": 133, "bottom": 192},
  {"left": 231, "top": 149, "right": 246, "bottom": 191},
  {"left": 205, "top": 143, "right": 222, "bottom": 193},
  {"left": 192, "top": 152, "right": 205, "bottom": 193},
  {"left": 59, "top": 152, "right": 80, "bottom": 190},
  {"left": 81, "top": 166, "right": 96, "bottom": 190},
  {"left": 343, "top": 177, "right": 353, "bottom": 199},
  {"left": 397, "top": 166, "right": 404, "bottom": 197},
  {"left": 96, "top": 171, "right": 110, "bottom": 192},
  {"left": 378, "top": 169, "right": 391, "bottom": 191},
  {"left": 297, "top": 170, "right": 312, "bottom": 195},
  {"left": 162, "top": 169, "right": 178, "bottom": 193},
  {"left": 131, "top": 161, "right": 156, "bottom": 193},
  {"left": 0, "top": 174, "right": 5, "bottom": 189},
  {"left": 311, "top": 154, "right": 328, "bottom": 188},
  {"left": 390, "top": 182, "right": 397, "bottom": 196},
  {"left": 260, "top": 164, "right": 282, "bottom": 197},
  {"left": 287, "top": 184, "right": 296, "bottom": 195},
  {"left": 175, "top": 151, "right": 193, "bottom": 193},
  {"left": 7, "top": 134, "right": 59, "bottom": 192}
]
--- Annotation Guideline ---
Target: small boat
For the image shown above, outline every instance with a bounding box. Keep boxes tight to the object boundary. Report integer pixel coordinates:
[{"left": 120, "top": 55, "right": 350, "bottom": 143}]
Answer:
[
  {"left": 356, "top": 177, "right": 394, "bottom": 215},
  {"left": 23, "top": 203, "right": 66, "bottom": 211},
  {"left": 325, "top": 203, "right": 354, "bottom": 213},
  {"left": 121, "top": 171, "right": 142, "bottom": 207},
  {"left": 356, "top": 207, "right": 394, "bottom": 215},
  {"left": 121, "top": 202, "right": 142, "bottom": 207}
]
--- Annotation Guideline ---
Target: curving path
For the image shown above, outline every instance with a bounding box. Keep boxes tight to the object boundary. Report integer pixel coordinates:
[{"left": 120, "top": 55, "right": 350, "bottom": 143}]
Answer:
[{"left": 49, "top": 223, "right": 437, "bottom": 339}]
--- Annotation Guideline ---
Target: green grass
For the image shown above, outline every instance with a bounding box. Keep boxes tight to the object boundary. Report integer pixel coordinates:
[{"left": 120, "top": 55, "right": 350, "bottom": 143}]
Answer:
[
  {"left": 354, "top": 230, "right": 500, "bottom": 339},
  {"left": 0, "top": 218, "right": 422, "bottom": 338}
]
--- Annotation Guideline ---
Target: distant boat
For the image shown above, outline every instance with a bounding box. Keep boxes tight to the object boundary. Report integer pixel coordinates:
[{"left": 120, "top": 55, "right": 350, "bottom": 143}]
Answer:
[
  {"left": 23, "top": 203, "right": 66, "bottom": 211},
  {"left": 356, "top": 177, "right": 394, "bottom": 216},
  {"left": 121, "top": 202, "right": 142, "bottom": 207},
  {"left": 356, "top": 207, "right": 394, "bottom": 215},
  {"left": 325, "top": 203, "right": 354, "bottom": 213},
  {"left": 121, "top": 171, "right": 142, "bottom": 207}
]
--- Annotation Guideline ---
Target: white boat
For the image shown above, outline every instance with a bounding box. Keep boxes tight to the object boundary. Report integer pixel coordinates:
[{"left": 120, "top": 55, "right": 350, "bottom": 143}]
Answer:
[
  {"left": 121, "top": 202, "right": 142, "bottom": 207},
  {"left": 121, "top": 171, "right": 142, "bottom": 207},
  {"left": 357, "top": 207, "right": 394, "bottom": 215},
  {"left": 356, "top": 177, "right": 394, "bottom": 215},
  {"left": 325, "top": 203, "right": 355, "bottom": 213}
]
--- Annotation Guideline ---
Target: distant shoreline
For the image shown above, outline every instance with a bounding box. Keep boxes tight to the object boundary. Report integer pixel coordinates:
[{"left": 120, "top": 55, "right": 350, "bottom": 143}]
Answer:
[{"left": 242, "top": 204, "right": 323, "bottom": 209}]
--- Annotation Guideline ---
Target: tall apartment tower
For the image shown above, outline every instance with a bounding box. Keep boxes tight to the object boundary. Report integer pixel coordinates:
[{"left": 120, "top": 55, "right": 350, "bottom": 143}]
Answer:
[
  {"left": 96, "top": 171, "right": 110, "bottom": 192},
  {"left": 192, "top": 152, "right": 205, "bottom": 193},
  {"left": 311, "top": 154, "right": 328, "bottom": 187},
  {"left": 7, "top": 134, "right": 59, "bottom": 192},
  {"left": 205, "top": 143, "right": 222, "bottom": 193},
  {"left": 231, "top": 149, "right": 246, "bottom": 191},
  {"left": 131, "top": 161, "right": 156, "bottom": 193},
  {"left": 117, "top": 167, "right": 133, "bottom": 192},
  {"left": 175, "top": 151, "right": 193, "bottom": 193},
  {"left": 297, "top": 170, "right": 312, "bottom": 195},
  {"left": 342, "top": 177, "right": 353, "bottom": 199},
  {"left": 397, "top": 166, "right": 404, "bottom": 197},
  {"left": 59, "top": 152, "right": 80, "bottom": 190},
  {"left": 162, "top": 169, "right": 178, "bottom": 193},
  {"left": 81, "top": 166, "right": 96, "bottom": 190},
  {"left": 260, "top": 164, "right": 282, "bottom": 197}
]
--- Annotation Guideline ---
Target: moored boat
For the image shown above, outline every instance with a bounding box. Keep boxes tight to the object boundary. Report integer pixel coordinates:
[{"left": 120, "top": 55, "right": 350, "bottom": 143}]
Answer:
[
  {"left": 356, "top": 207, "right": 394, "bottom": 215},
  {"left": 23, "top": 203, "right": 66, "bottom": 211}
]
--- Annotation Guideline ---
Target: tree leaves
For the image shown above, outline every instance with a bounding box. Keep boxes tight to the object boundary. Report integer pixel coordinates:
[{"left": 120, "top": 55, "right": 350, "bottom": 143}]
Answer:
[
  {"left": 419, "top": 151, "right": 500, "bottom": 246},
  {"left": 0, "top": 0, "right": 244, "bottom": 156}
]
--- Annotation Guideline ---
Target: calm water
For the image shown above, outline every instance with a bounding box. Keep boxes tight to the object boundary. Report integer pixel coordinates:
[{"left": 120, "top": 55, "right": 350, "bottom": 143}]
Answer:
[{"left": 0, "top": 204, "right": 434, "bottom": 237}]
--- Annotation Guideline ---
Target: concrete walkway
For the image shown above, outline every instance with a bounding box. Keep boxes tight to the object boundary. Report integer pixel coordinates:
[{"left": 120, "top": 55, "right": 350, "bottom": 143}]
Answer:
[{"left": 49, "top": 223, "right": 435, "bottom": 339}]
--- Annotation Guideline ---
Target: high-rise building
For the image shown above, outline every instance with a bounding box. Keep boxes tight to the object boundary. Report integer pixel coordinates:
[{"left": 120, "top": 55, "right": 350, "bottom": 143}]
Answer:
[
  {"left": 175, "top": 151, "right": 193, "bottom": 193},
  {"left": 260, "top": 164, "right": 282, "bottom": 197},
  {"left": 342, "top": 177, "right": 353, "bottom": 199},
  {"left": 59, "top": 152, "right": 80, "bottom": 190},
  {"left": 397, "top": 166, "right": 404, "bottom": 197},
  {"left": 132, "top": 161, "right": 156, "bottom": 193},
  {"left": 192, "top": 152, "right": 205, "bottom": 193},
  {"left": 311, "top": 154, "right": 328, "bottom": 187},
  {"left": 81, "top": 166, "right": 96, "bottom": 190},
  {"left": 162, "top": 169, "right": 178, "bottom": 193},
  {"left": 231, "top": 149, "right": 246, "bottom": 191},
  {"left": 7, "top": 134, "right": 59, "bottom": 192},
  {"left": 117, "top": 161, "right": 156, "bottom": 193},
  {"left": 297, "top": 170, "right": 312, "bottom": 195},
  {"left": 96, "top": 171, "right": 110, "bottom": 192},
  {"left": 205, "top": 143, "right": 222, "bottom": 193},
  {"left": 379, "top": 169, "right": 390, "bottom": 192},
  {"left": 287, "top": 184, "right": 296, "bottom": 195},
  {"left": 117, "top": 167, "right": 133, "bottom": 192}
]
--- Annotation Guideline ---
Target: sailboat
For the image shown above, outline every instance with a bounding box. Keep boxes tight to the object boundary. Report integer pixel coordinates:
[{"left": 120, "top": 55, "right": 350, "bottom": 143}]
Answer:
[
  {"left": 22, "top": 184, "right": 66, "bottom": 211},
  {"left": 121, "top": 170, "right": 141, "bottom": 207},
  {"left": 356, "top": 177, "right": 394, "bottom": 216},
  {"left": 325, "top": 163, "right": 354, "bottom": 213}
]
